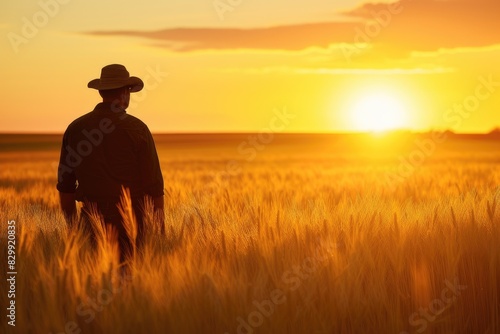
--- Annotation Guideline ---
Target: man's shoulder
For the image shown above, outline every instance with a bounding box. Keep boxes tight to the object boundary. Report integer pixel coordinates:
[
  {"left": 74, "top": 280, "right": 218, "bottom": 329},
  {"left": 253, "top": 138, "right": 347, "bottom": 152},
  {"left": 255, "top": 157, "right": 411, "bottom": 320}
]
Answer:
[
  {"left": 120, "top": 113, "right": 152, "bottom": 135},
  {"left": 122, "top": 113, "right": 148, "bottom": 128},
  {"left": 64, "top": 105, "right": 152, "bottom": 139},
  {"left": 65, "top": 111, "right": 95, "bottom": 134}
]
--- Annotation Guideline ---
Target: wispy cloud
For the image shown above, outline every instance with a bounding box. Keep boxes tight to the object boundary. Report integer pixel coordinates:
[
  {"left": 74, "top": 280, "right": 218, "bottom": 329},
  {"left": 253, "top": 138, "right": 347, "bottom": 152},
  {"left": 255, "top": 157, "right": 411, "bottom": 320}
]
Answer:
[
  {"left": 85, "top": 0, "right": 500, "bottom": 56},
  {"left": 87, "top": 22, "right": 359, "bottom": 52},
  {"left": 216, "top": 66, "right": 455, "bottom": 75},
  {"left": 410, "top": 44, "right": 500, "bottom": 58}
]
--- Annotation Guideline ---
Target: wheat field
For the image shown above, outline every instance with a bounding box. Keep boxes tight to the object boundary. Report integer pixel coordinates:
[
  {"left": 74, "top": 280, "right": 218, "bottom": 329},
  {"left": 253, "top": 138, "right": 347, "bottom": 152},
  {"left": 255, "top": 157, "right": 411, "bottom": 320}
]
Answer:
[{"left": 0, "top": 133, "right": 499, "bottom": 334}]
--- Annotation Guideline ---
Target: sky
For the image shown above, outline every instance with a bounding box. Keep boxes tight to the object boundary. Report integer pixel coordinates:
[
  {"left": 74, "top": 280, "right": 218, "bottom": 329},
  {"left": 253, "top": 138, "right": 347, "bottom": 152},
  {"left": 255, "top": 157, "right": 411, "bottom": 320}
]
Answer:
[{"left": 0, "top": 0, "right": 499, "bottom": 133}]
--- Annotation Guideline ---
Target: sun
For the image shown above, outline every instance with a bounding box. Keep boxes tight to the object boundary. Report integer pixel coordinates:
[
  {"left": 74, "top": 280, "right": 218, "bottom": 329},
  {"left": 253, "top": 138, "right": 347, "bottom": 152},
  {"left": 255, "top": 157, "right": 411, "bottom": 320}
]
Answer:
[{"left": 350, "top": 91, "right": 409, "bottom": 132}]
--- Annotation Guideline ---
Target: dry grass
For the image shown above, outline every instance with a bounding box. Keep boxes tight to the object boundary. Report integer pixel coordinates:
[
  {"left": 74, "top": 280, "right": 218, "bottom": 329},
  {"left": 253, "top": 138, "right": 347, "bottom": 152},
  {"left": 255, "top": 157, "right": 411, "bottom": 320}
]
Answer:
[{"left": 0, "top": 134, "right": 499, "bottom": 334}]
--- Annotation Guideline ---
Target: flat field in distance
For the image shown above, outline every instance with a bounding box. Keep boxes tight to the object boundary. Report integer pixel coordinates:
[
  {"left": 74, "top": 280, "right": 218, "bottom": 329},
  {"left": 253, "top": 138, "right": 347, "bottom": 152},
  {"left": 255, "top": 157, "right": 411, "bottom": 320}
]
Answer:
[{"left": 0, "top": 133, "right": 499, "bottom": 333}]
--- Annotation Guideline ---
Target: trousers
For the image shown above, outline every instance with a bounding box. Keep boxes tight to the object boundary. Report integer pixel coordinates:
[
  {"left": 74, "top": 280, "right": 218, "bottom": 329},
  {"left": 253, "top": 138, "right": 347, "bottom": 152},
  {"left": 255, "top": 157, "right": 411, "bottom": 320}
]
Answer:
[{"left": 80, "top": 199, "right": 146, "bottom": 264}]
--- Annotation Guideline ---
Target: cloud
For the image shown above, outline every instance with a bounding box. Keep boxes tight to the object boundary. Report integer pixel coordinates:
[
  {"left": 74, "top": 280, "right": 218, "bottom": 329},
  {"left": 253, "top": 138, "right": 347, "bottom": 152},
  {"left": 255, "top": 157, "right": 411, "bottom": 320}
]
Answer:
[
  {"left": 86, "top": 0, "right": 500, "bottom": 55},
  {"left": 410, "top": 44, "right": 500, "bottom": 58},
  {"left": 347, "top": 0, "right": 500, "bottom": 53},
  {"left": 88, "top": 22, "right": 360, "bottom": 52},
  {"left": 216, "top": 66, "right": 454, "bottom": 75}
]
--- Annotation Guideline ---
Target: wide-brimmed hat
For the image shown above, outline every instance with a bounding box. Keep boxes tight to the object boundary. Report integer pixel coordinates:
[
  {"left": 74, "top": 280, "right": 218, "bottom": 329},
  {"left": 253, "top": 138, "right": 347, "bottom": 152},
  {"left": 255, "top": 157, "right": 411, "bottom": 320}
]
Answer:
[{"left": 88, "top": 64, "right": 144, "bottom": 92}]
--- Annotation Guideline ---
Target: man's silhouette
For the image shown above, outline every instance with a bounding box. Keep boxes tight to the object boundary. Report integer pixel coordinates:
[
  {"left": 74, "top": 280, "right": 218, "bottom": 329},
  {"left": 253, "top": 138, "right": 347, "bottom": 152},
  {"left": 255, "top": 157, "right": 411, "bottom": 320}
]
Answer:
[{"left": 57, "top": 64, "right": 164, "bottom": 263}]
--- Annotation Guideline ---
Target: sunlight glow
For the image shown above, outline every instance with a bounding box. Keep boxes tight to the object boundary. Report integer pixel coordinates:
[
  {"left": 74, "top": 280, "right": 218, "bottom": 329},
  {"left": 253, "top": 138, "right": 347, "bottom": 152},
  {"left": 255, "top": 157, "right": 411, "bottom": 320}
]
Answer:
[{"left": 349, "top": 91, "right": 410, "bottom": 132}]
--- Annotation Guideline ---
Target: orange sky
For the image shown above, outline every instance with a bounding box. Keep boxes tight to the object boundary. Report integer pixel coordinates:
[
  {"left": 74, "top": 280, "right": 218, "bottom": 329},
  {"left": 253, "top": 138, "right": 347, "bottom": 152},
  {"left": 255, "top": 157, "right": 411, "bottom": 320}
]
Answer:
[{"left": 0, "top": 0, "right": 499, "bottom": 133}]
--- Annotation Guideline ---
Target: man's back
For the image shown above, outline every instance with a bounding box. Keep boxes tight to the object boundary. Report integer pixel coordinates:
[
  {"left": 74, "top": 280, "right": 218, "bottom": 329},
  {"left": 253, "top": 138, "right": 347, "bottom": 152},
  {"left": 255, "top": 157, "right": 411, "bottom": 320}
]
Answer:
[{"left": 58, "top": 102, "right": 164, "bottom": 202}]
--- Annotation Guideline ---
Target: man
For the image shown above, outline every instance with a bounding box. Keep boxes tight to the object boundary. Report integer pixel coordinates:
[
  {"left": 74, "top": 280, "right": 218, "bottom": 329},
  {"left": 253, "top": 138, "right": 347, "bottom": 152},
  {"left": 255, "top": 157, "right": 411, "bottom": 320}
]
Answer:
[{"left": 57, "top": 64, "right": 164, "bottom": 263}]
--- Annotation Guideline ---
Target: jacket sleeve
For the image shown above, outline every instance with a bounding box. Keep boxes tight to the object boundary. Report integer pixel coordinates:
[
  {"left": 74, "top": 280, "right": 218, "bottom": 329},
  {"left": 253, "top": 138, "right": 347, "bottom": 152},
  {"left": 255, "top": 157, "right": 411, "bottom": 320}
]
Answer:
[
  {"left": 138, "top": 127, "right": 164, "bottom": 197},
  {"left": 56, "top": 130, "right": 77, "bottom": 193}
]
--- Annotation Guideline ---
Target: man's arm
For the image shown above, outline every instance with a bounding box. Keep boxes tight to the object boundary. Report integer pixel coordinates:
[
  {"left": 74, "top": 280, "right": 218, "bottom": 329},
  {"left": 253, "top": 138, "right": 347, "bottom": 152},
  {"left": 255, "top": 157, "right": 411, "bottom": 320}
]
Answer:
[
  {"left": 59, "top": 192, "right": 77, "bottom": 226},
  {"left": 57, "top": 130, "right": 78, "bottom": 227},
  {"left": 138, "top": 126, "right": 165, "bottom": 233},
  {"left": 153, "top": 195, "right": 165, "bottom": 234}
]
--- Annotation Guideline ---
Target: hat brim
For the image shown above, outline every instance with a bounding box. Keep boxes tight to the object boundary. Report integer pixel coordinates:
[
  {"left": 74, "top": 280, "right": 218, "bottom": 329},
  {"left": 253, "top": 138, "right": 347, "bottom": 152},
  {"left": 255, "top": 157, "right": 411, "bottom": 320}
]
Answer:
[{"left": 87, "top": 76, "right": 144, "bottom": 93}]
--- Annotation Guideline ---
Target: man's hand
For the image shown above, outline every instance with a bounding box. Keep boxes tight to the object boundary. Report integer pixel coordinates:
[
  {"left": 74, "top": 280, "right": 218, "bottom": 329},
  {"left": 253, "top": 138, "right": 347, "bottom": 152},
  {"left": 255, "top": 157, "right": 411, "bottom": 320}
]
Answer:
[{"left": 59, "top": 192, "right": 77, "bottom": 227}]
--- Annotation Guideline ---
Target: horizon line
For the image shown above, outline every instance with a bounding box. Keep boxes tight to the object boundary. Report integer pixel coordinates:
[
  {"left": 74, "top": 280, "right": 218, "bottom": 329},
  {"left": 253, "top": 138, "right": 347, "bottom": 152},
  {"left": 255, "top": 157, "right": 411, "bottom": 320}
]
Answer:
[{"left": 0, "top": 130, "right": 499, "bottom": 136}]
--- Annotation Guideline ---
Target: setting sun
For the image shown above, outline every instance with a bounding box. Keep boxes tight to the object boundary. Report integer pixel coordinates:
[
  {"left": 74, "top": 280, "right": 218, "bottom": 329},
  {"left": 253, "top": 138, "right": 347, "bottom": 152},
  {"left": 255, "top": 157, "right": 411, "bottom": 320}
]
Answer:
[{"left": 349, "top": 91, "right": 410, "bottom": 132}]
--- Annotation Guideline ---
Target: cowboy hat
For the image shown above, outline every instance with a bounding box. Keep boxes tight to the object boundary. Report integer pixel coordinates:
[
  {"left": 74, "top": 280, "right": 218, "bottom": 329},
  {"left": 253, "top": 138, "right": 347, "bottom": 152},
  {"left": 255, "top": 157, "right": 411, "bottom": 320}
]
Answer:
[{"left": 87, "top": 64, "right": 144, "bottom": 92}]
